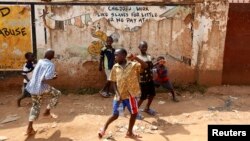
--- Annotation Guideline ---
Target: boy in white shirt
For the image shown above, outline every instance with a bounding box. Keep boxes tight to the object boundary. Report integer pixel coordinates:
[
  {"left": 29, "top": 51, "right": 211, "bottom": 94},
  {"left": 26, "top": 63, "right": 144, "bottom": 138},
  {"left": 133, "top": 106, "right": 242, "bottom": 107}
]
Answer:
[{"left": 25, "top": 49, "right": 61, "bottom": 135}]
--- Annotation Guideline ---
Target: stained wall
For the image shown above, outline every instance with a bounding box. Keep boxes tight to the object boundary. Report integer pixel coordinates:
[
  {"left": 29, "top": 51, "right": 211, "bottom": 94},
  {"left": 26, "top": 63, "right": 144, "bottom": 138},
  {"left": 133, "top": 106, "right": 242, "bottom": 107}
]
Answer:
[{"left": 0, "top": 0, "right": 230, "bottom": 90}]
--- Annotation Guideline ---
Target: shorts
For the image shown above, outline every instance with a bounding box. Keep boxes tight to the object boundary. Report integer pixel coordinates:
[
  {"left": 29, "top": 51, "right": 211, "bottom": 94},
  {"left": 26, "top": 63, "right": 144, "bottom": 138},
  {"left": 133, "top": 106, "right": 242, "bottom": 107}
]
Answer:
[
  {"left": 140, "top": 81, "right": 156, "bottom": 100},
  {"left": 112, "top": 95, "right": 138, "bottom": 115},
  {"left": 104, "top": 69, "right": 111, "bottom": 81},
  {"left": 22, "top": 83, "right": 31, "bottom": 97},
  {"left": 154, "top": 80, "right": 174, "bottom": 91}
]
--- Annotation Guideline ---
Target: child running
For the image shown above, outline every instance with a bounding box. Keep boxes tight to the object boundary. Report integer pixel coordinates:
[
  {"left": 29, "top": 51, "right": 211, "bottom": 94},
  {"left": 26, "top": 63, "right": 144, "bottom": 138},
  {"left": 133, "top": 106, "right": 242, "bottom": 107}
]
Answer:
[
  {"left": 25, "top": 49, "right": 61, "bottom": 135},
  {"left": 98, "top": 48, "right": 148, "bottom": 139},
  {"left": 17, "top": 52, "right": 36, "bottom": 107}
]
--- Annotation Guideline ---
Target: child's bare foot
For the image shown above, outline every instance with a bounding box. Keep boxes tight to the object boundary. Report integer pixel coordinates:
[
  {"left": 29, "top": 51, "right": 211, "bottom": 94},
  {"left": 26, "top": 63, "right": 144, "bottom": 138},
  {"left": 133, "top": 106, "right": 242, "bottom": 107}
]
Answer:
[
  {"left": 43, "top": 109, "right": 58, "bottom": 119},
  {"left": 98, "top": 128, "right": 105, "bottom": 138},
  {"left": 43, "top": 113, "right": 58, "bottom": 119},
  {"left": 125, "top": 133, "right": 142, "bottom": 138},
  {"left": 172, "top": 98, "right": 179, "bottom": 102},
  {"left": 25, "top": 128, "right": 36, "bottom": 136}
]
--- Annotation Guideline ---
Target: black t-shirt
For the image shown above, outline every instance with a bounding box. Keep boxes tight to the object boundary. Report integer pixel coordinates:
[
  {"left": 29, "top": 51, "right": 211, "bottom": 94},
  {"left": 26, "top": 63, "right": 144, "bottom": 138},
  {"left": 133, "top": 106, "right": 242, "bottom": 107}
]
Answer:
[
  {"left": 137, "top": 54, "right": 154, "bottom": 82},
  {"left": 100, "top": 46, "right": 115, "bottom": 70}
]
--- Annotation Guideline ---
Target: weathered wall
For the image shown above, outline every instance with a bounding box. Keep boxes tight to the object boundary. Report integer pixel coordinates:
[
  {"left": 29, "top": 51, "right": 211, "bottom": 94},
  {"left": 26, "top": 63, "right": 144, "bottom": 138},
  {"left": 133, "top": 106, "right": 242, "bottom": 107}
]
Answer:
[
  {"left": 0, "top": 0, "right": 203, "bottom": 3},
  {"left": 0, "top": 5, "right": 33, "bottom": 70},
  {"left": 36, "top": 5, "right": 195, "bottom": 88},
  {"left": 192, "top": 0, "right": 228, "bottom": 85},
  {"left": 0, "top": 0, "right": 230, "bottom": 90}
]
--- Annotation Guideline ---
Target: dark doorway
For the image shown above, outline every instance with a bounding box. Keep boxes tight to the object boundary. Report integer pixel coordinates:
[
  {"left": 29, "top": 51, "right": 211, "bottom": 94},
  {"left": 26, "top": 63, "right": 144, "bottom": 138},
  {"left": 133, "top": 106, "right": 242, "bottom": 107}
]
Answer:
[{"left": 223, "top": 4, "right": 250, "bottom": 85}]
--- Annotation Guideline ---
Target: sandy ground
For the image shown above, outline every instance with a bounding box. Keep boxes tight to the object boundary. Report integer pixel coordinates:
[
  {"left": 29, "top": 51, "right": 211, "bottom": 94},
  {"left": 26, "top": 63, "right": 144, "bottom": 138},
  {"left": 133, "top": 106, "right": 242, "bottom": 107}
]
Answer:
[{"left": 0, "top": 85, "right": 250, "bottom": 141}]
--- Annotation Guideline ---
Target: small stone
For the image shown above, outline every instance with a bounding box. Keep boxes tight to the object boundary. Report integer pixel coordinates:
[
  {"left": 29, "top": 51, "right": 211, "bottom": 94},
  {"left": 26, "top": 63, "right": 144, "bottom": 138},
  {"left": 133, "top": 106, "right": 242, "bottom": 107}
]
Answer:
[
  {"left": 140, "top": 126, "right": 145, "bottom": 130},
  {"left": 232, "top": 110, "right": 238, "bottom": 113},
  {"left": 158, "top": 101, "right": 165, "bottom": 105},
  {"left": 69, "top": 109, "right": 75, "bottom": 114},
  {"left": 119, "top": 127, "right": 126, "bottom": 132},
  {"left": 51, "top": 122, "right": 57, "bottom": 128},
  {"left": 150, "top": 125, "right": 158, "bottom": 130},
  {"left": 183, "top": 113, "right": 191, "bottom": 118},
  {"left": 133, "top": 125, "right": 139, "bottom": 131},
  {"left": 38, "top": 128, "right": 46, "bottom": 134},
  {"left": 0, "top": 136, "right": 8, "bottom": 141}
]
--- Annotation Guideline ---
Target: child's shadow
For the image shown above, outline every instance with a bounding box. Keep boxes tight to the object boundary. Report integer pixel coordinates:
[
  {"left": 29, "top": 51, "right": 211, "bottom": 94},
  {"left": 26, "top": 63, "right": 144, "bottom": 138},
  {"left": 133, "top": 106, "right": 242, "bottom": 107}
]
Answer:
[{"left": 24, "top": 130, "right": 72, "bottom": 141}]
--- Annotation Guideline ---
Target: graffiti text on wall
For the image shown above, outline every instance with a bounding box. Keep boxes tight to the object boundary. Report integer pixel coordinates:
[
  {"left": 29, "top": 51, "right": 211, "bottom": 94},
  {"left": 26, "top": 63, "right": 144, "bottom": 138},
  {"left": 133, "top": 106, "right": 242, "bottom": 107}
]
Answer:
[
  {"left": 95, "top": 6, "right": 170, "bottom": 31},
  {"left": 0, "top": 5, "right": 32, "bottom": 70},
  {"left": 97, "top": 6, "right": 157, "bottom": 23},
  {"left": 43, "top": 6, "right": 173, "bottom": 31},
  {"left": 0, "top": 7, "right": 10, "bottom": 17},
  {"left": 0, "top": 27, "right": 27, "bottom": 37},
  {"left": 0, "top": 7, "right": 29, "bottom": 38}
]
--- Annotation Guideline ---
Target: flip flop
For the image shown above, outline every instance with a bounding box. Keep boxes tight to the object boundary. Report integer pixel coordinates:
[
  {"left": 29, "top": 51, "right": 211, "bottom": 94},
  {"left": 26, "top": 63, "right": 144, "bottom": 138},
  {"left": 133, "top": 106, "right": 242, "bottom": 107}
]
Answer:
[
  {"left": 99, "top": 91, "right": 110, "bottom": 98},
  {"left": 142, "top": 109, "right": 156, "bottom": 116},
  {"left": 98, "top": 128, "right": 105, "bottom": 138},
  {"left": 125, "top": 133, "right": 142, "bottom": 139},
  {"left": 136, "top": 113, "right": 144, "bottom": 120}
]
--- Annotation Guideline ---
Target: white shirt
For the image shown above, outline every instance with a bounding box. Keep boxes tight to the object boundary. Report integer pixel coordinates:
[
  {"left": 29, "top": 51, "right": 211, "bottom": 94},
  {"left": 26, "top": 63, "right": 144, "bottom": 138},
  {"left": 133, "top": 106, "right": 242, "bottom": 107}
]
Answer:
[
  {"left": 26, "top": 59, "right": 55, "bottom": 95},
  {"left": 22, "top": 62, "right": 36, "bottom": 83}
]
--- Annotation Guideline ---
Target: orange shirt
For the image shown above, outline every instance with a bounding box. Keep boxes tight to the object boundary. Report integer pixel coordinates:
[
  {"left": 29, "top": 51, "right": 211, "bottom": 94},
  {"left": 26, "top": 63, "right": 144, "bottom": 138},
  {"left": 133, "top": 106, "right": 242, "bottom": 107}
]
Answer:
[{"left": 109, "top": 61, "right": 141, "bottom": 100}]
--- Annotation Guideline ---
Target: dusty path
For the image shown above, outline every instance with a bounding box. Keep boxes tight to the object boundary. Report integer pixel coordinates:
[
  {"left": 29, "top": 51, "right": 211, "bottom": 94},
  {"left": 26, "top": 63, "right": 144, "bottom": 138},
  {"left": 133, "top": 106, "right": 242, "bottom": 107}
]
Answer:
[{"left": 0, "top": 86, "right": 250, "bottom": 141}]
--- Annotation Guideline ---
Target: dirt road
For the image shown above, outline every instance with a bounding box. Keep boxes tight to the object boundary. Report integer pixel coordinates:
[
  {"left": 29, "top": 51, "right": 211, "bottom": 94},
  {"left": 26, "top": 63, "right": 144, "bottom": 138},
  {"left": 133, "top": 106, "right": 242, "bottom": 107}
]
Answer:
[{"left": 0, "top": 86, "right": 250, "bottom": 141}]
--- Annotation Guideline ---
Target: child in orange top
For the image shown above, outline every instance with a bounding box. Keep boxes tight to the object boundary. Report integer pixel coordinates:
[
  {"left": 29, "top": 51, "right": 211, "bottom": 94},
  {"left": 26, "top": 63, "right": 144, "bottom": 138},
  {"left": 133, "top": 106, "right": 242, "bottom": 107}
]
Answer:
[{"left": 98, "top": 48, "right": 148, "bottom": 139}]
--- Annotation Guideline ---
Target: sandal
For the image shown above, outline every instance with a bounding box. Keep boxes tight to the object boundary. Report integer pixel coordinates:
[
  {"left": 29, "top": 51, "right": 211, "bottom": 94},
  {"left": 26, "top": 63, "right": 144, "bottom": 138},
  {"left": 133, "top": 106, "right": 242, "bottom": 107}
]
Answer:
[
  {"left": 142, "top": 109, "right": 156, "bottom": 116},
  {"left": 98, "top": 128, "right": 105, "bottom": 138},
  {"left": 136, "top": 113, "right": 144, "bottom": 120},
  {"left": 99, "top": 91, "right": 111, "bottom": 98},
  {"left": 125, "top": 133, "right": 142, "bottom": 138}
]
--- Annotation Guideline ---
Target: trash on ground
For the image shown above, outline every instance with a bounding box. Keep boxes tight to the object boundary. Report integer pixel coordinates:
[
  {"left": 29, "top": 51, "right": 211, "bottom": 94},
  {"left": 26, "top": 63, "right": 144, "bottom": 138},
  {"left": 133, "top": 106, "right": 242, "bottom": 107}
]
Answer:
[
  {"left": 0, "top": 136, "right": 8, "bottom": 141},
  {"left": 158, "top": 101, "right": 165, "bottom": 105},
  {"left": 1, "top": 114, "right": 20, "bottom": 124}
]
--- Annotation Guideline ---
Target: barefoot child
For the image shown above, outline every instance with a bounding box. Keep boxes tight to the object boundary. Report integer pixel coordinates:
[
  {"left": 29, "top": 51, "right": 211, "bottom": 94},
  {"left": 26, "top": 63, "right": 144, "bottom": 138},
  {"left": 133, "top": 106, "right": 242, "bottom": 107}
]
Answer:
[
  {"left": 25, "top": 49, "right": 61, "bottom": 135},
  {"left": 153, "top": 56, "right": 179, "bottom": 102},
  {"left": 98, "top": 48, "right": 147, "bottom": 139},
  {"left": 17, "top": 52, "right": 36, "bottom": 107}
]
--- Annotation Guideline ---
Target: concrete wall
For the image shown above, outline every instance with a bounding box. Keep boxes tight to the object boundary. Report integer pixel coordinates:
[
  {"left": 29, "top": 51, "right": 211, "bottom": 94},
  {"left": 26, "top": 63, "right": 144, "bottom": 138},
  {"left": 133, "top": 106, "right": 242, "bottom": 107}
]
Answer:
[
  {"left": 35, "top": 5, "right": 196, "bottom": 88},
  {"left": 192, "top": 0, "right": 229, "bottom": 85},
  {"left": 0, "top": 0, "right": 230, "bottom": 90}
]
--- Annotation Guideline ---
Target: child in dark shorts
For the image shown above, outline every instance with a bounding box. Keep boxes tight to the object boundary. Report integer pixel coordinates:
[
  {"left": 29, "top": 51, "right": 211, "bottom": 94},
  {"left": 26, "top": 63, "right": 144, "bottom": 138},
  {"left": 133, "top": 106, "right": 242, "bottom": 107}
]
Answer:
[
  {"left": 137, "top": 41, "right": 156, "bottom": 116},
  {"left": 17, "top": 52, "right": 36, "bottom": 107},
  {"left": 99, "top": 36, "right": 115, "bottom": 97},
  {"left": 153, "top": 56, "right": 179, "bottom": 102}
]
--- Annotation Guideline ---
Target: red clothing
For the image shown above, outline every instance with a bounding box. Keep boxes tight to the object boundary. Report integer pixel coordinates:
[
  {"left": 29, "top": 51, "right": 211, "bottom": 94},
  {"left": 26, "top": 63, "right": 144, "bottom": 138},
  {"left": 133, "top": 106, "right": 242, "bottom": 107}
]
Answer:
[{"left": 154, "top": 65, "right": 169, "bottom": 83}]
